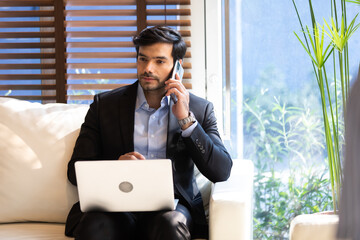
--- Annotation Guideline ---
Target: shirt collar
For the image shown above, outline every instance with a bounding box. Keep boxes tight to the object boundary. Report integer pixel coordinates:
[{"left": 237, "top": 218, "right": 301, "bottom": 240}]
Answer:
[{"left": 136, "top": 82, "right": 170, "bottom": 111}]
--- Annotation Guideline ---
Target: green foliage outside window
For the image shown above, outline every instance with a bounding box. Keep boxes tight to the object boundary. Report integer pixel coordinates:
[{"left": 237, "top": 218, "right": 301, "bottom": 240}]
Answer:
[{"left": 243, "top": 68, "right": 337, "bottom": 239}]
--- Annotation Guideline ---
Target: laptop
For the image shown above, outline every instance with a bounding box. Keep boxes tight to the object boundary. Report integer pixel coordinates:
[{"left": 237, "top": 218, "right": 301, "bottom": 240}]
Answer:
[{"left": 74, "top": 159, "right": 176, "bottom": 212}]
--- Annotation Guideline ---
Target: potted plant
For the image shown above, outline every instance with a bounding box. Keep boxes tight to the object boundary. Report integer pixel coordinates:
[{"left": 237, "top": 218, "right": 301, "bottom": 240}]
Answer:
[
  {"left": 289, "top": 0, "right": 360, "bottom": 239},
  {"left": 292, "top": 0, "right": 359, "bottom": 214}
]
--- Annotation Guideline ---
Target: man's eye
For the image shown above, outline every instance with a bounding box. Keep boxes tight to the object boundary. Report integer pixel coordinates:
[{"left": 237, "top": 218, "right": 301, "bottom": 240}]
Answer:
[
  {"left": 157, "top": 60, "right": 164, "bottom": 64},
  {"left": 139, "top": 57, "right": 147, "bottom": 62}
]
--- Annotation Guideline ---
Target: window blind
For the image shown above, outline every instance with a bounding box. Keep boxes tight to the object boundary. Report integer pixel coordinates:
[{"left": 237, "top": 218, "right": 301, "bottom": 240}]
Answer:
[
  {"left": 0, "top": 0, "right": 65, "bottom": 102},
  {"left": 0, "top": 0, "right": 192, "bottom": 103}
]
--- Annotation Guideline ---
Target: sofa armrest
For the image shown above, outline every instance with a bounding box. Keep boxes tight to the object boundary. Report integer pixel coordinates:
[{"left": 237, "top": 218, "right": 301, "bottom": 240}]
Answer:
[
  {"left": 209, "top": 159, "right": 254, "bottom": 240},
  {"left": 289, "top": 214, "right": 339, "bottom": 240}
]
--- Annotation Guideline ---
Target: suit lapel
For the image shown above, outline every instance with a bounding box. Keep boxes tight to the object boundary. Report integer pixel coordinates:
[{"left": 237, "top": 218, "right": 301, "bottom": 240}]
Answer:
[
  {"left": 117, "top": 82, "right": 138, "bottom": 153},
  {"left": 166, "top": 100, "right": 182, "bottom": 158}
]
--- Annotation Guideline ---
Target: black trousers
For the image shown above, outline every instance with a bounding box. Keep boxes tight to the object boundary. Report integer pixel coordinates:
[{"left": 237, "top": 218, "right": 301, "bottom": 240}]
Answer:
[{"left": 73, "top": 203, "right": 193, "bottom": 240}]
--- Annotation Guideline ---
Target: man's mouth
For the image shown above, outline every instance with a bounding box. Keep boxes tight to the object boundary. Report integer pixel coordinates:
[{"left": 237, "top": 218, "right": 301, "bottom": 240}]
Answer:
[{"left": 141, "top": 75, "right": 158, "bottom": 82}]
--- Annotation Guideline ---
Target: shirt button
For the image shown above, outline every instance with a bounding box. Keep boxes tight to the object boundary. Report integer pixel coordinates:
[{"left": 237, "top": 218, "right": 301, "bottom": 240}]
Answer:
[
  {"left": 151, "top": 115, "right": 156, "bottom": 120},
  {"left": 151, "top": 134, "right": 155, "bottom": 138}
]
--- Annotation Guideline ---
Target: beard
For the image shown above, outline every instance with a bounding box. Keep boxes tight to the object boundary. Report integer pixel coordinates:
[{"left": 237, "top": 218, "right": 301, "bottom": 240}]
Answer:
[{"left": 138, "top": 72, "right": 168, "bottom": 92}]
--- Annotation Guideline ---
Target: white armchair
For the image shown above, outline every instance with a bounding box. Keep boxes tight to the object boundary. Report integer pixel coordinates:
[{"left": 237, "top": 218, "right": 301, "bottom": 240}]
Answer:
[
  {"left": 209, "top": 159, "right": 253, "bottom": 240},
  {"left": 0, "top": 97, "right": 254, "bottom": 240}
]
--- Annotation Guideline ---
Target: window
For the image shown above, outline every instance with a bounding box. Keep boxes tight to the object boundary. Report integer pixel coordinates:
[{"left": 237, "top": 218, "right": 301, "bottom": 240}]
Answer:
[
  {"left": 0, "top": 0, "right": 198, "bottom": 103},
  {"left": 0, "top": 1, "right": 63, "bottom": 102},
  {"left": 218, "top": 0, "right": 360, "bottom": 238}
]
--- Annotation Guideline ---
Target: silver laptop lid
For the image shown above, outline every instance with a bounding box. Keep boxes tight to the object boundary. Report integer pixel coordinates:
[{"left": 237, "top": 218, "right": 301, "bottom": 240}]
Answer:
[{"left": 74, "top": 159, "right": 175, "bottom": 212}]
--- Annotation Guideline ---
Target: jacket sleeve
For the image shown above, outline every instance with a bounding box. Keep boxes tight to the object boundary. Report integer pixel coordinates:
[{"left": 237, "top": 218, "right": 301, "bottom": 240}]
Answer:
[
  {"left": 67, "top": 95, "right": 102, "bottom": 186},
  {"left": 183, "top": 102, "right": 233, "bottom": 183}
]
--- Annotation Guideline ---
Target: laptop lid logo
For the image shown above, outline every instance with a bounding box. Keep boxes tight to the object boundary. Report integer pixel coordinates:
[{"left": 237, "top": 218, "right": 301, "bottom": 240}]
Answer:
[{"left": 119, "top": 181, "right": 133, "bottom": 193}]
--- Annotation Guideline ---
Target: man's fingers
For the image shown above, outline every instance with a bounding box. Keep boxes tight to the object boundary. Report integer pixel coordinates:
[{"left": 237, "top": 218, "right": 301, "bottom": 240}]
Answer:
[
  {"left": 165, "top": 79, "right": 186, "bottom": 92},
  {"left": 131, "top": 152, "right": 146, "bottom": 160},
  {"left": 118, "top": 152, "right": 145, "bottom": 160},
  {"left": 165, "top": 82, "right": 188, "bottom": 102}
]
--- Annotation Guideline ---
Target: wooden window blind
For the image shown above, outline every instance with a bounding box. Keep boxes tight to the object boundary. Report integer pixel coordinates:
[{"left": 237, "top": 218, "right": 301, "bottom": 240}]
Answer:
[
  {"left": 0, "top": 0, "right": 65, "bottom": 102},
  {"left": 0, "top": 0, "right": 191, "bottom": 103}
]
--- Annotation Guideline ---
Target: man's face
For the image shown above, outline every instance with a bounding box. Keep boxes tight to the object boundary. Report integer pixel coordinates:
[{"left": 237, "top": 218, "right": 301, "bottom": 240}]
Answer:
[{"left": 137, "top": 42, "right": 174, "bottom": 93}]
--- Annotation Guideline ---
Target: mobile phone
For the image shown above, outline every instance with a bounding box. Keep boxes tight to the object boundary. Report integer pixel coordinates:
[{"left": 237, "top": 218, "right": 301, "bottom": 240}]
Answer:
[{"left": 170, "top": 60, "right": 184, "bottom": 103}]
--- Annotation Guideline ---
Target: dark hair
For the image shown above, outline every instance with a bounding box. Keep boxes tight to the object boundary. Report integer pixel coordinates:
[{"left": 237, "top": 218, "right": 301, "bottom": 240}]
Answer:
[{"left": 133, "top": 26, "right": 187, "bottom": 62}]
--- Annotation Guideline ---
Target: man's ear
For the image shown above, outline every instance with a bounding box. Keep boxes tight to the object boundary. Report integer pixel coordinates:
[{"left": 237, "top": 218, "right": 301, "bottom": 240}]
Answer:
[{"left": 179, "top": 59, "right": 183, "bottom": 65}]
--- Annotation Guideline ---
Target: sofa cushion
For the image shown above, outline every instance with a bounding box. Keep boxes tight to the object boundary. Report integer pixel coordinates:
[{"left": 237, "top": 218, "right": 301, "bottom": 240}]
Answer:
[
  {"left": 194, "top": 166, "right": 212, "bottom": 219},
  {"left": 0, "top": 222, "right": 207, "bottom": 240},
  {"left": 0, "top": 97, "right": 89, "bottom": 223},
  {"left": 0, "top": 223, "right": 70, "bottom": 240}
]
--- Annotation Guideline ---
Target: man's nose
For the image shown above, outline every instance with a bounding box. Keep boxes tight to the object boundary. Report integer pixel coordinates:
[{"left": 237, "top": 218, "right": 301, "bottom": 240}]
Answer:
[{"left": 144, "top": 61, "right": 155, "bottom": 73}]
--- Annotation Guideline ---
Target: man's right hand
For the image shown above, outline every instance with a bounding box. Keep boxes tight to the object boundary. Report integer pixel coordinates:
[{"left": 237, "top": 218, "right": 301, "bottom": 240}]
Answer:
[{"left": 118, "top": 152, "right": 146, "bottom": 160}]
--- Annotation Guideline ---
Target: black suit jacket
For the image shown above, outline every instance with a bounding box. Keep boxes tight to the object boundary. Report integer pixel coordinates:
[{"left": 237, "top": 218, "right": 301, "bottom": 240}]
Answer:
[{"left": 65, "top": 81, "right": 233, "bottom": 238}]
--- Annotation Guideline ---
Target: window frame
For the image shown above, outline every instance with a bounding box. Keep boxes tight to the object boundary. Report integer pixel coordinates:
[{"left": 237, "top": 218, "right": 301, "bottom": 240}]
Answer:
[{"left": 204, "top": 0, "right": 243, "bottom": 158}]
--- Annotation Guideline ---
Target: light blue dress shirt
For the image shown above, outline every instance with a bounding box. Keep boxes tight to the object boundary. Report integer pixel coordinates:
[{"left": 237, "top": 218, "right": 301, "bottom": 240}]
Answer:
[{"left": 133, "top": 83, "right": 197, "bottom": 159}]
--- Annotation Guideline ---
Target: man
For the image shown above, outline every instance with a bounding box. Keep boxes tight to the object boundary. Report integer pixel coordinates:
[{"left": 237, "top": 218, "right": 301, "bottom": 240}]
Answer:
[{"left": 65, "top": 26, "right": 233, "bottom": 240}]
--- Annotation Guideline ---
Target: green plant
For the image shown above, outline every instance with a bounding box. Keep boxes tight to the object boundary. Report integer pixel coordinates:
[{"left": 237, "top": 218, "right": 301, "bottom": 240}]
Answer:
[
  {"left": 244, "top": 85, "right": 333, "bottom": 239},
  {"left": 292, "top": 0, "right": 360, "bottom": 213},
  {"left": 346, "top": 0, "right": 360, "bottom": 4},
  {"left": 253, "top": 167, "right": 332, "bottom": 239}
]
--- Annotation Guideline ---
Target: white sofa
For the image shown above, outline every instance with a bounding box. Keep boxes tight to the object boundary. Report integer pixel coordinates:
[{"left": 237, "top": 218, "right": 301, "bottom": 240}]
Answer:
[
  {"left": 289, "top": 213, "right": 339, "bottom": 240},
  {"left": 0, "top": 97, "right": 254, "bottom": 240}
]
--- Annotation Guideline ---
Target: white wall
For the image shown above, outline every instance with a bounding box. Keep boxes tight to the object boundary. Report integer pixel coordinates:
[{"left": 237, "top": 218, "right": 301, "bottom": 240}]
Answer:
[{"left": 183, "top": 1, "right": 206, "bottom": 98}]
